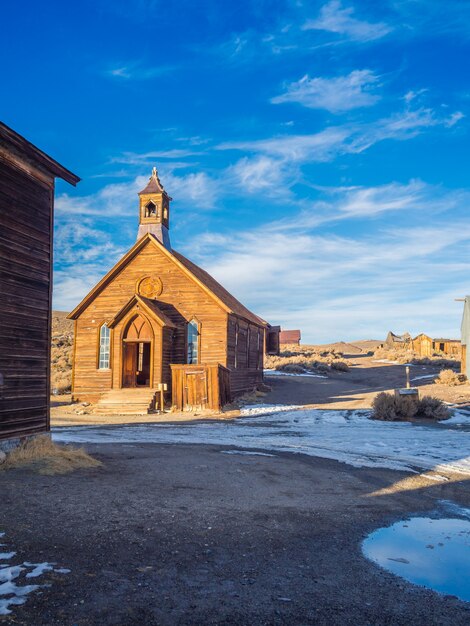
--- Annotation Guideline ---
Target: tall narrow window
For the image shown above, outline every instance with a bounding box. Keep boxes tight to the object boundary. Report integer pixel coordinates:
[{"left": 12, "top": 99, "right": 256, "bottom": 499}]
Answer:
[
  {"left": 187, "top": 319, "right": 199, "bottom": 364},
  {"left": 98, "top": 324, "right": 110, "bottom": 369}
]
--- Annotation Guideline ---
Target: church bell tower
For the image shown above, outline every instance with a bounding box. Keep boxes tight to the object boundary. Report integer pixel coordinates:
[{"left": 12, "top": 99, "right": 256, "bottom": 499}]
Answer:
[{"left": 137, "top": 167, "right": 172, "bottom": 249}]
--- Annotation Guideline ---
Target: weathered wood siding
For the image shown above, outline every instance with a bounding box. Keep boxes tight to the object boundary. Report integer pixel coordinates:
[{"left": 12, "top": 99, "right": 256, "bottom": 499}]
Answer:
[
  {"left": 72, "top": 240, "right": 228, "bottom": 401},
  {"left": 0, "top": 158, "right": 53, "bottom": 439},
  {"left": 227, "top": 315, "right": 263, "bottom": 396}
]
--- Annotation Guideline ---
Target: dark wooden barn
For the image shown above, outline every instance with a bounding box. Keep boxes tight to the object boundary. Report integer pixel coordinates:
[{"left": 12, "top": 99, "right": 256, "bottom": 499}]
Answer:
[
  {"left": 69, "top": 168, "right": 278, "bottom": 414},
  {"left": 0, "top": 122, "right": 79, "bottom": 444}
]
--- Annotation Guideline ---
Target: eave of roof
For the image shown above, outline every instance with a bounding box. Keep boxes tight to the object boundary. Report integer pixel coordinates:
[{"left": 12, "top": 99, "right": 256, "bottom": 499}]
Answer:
[{"left": 0, "top": 121, "right": 80, "bottom": 186}]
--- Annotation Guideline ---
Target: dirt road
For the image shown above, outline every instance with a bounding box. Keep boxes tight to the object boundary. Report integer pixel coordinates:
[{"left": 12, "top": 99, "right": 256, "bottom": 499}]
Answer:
[
  {"left": 264, "top": 355, "right": 470, "bottom": 409},
  {"left": 1, "top": 443, "right": 469, "bottom": 625}
]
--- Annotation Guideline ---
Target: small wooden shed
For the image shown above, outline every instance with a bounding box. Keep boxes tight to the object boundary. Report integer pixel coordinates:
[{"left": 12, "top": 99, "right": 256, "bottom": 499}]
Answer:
[
  {"left": 412, "top": 333, "right": 433, "bottom": 357},
  {"left": 0, "top": 122, "right": 79, "bottom": 443}
]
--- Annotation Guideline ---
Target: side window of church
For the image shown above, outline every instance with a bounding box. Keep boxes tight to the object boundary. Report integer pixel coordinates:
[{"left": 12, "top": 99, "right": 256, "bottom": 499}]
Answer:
[
  {"left": 98, "top": 324, "right": 110, "bottom": 369},
  {"left": 187, "top": 319, "right": 199, "bottom": 364}
]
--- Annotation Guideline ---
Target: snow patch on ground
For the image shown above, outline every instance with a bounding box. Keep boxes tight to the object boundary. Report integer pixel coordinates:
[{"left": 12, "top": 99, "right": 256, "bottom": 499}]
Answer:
[
  {"left": 240, "top": 404, "right": 302, "bottom": 416},
  {"left": 264, "top": 369, "right": 327, "bottom": 379},
  {"left": 0, "top": 534, "right": 70, "bottom": 615},
  {"left": 54, "top": 406, "right": 470, "bottom": 475},
  {"left": 220, "top": 450, "right": 276, "bottom": 457},
  {"left": 411, "top": 374, "right": 436, "bottom": 381}
]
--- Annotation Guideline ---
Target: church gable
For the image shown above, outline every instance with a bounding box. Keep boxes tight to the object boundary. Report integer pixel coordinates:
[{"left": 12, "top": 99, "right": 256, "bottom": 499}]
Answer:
[{"left": 71, "top": 236, "right": 227, "bottom": 325}]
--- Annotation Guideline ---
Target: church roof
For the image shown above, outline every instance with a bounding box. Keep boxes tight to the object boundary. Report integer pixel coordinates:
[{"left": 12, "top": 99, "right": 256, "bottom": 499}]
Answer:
[
  {"left": 172, "top": 250, "right": 267, "bottom": 327},
  {"left": 138, "top": 167, "right": 169, "bottom": 196},
  {"left": 68, "top": 234, "right": 267, "bottom": 327}
]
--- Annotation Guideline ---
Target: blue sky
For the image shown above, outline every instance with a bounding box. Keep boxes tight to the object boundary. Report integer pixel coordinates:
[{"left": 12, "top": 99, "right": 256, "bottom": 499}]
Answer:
[{"left": 3, "top": 0, "right": 470, "bottom": 342}]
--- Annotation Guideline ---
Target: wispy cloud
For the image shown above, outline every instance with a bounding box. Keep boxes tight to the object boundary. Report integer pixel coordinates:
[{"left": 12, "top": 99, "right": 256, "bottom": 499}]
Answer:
[
  {"left": 303, "top": 1, "right": 392, "bottom": 43},
  {"left": 189, "top": 192, "right": 470, "bottom": 342},
  {"left": 111, "top": 149, "right": 203, "bottom": 165},
  {"left": 217, "top": 106, "right": 463, "bottom": 163},
  {"left": 105, "top": 61, "right": 174, "bottom": 80},
  {"left": 272, "top": 69, "right": 381, "bottom": 113}
]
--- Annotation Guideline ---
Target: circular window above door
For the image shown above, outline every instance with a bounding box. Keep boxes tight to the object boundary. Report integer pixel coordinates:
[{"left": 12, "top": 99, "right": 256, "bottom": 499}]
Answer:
[{"left": 137, "top": 276, "right": 163, "bottom": 299}]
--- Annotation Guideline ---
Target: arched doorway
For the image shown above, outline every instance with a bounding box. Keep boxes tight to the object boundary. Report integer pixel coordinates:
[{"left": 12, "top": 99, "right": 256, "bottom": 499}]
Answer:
[{"left": 122, "top": 314, "right": 153, "bottom": 388}]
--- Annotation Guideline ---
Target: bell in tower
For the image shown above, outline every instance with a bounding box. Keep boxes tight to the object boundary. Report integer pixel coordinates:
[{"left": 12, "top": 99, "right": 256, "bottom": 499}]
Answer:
[{"left": 137, "top": 167, "right": 172, "bottom": 249}]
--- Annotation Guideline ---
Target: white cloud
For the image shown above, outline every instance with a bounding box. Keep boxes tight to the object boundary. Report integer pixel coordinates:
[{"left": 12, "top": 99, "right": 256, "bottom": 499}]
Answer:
[
  {"left": 160, "top": 169, "right": 220, "bottom": 208},
  {"left": 272, "top": 70, "right": 380, "bottom": 113},
  {"left": 226, "top": 156, "right": 294, "bottom": 196},
  {"left": 303, "top": 1, "right": 392, "bottom": 42},
  {"left": 56, "top": 166, "right": 220, "bottom": 219},
  {"left": 187, "top": 181, "right": 470, "bottom": 342},
  {"left": 218, "top": 107, "right": 464, "bottom": 164}
]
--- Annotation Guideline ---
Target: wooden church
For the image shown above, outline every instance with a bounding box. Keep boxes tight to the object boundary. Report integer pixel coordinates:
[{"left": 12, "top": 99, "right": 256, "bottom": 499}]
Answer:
[{"left": 69, "top": 168, "right": 279, "bottom": 413}]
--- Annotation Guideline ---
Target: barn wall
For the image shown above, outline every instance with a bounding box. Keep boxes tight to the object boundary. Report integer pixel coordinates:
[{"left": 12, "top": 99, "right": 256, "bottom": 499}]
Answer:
[
  {"left": 0, "top": 157, "right": 53, "bottom": 440},
  {"left": 72, "top": 240, "right": 228, "bottom": 400}
]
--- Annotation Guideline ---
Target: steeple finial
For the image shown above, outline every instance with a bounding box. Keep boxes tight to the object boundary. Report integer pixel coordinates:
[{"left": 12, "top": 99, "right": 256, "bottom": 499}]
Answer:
[{"left": 152, "top": 166, "right": 157, "bottom": 178}]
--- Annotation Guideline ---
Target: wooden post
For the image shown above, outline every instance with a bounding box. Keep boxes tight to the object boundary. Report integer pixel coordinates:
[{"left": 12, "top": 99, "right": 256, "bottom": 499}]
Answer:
[{"left": 405, "top": 366, "right": 410, "bottom": 389}]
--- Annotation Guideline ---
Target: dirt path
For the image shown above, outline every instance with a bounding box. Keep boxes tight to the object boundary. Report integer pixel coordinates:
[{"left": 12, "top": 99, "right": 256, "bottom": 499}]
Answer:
[
  {"left": 264, "top": 355, "right": 470, "bottom": 409},
  {"left": 1, "top": 444, "right": 469, "bottom": 625}
]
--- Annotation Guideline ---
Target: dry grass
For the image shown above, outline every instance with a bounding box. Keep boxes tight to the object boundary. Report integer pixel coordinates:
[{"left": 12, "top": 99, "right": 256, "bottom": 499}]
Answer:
[
  {"left": 265, "top": 344, "right": 349, "bottom": 374},
  {"left": 434, "top": 369, "right": 466, "bottom": 386},
  {"left": 372, "top": 392, "right": 450, "bottom": 421},
  {"left": 1, "top": 435, "right": 102, "bottom": 475}
]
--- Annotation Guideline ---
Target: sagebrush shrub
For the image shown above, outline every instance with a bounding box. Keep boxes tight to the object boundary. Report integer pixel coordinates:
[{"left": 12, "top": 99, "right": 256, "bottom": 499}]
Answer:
[
  {"left": 372, "top": 392, "right": 449, "bottom": 421},
  {"left": 435, "top": 369, "right": 466, "bottom": 387}
]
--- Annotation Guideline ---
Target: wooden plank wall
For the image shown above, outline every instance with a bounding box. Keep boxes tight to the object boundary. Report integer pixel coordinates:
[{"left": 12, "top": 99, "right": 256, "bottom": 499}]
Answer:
[
  {"left": 227, "top": 315, "right": 264, "bottom": 396},
  {"left": 0, "top": 158, "right": 53, "bottom": 439}
]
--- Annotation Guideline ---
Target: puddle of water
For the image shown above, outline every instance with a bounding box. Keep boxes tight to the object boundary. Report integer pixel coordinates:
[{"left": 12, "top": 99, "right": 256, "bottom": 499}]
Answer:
[{"left": 363, "top": 517, "right": 470, "bottom": 602}]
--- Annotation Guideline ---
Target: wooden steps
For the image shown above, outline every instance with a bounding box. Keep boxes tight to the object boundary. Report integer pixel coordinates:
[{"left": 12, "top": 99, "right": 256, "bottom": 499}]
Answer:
[{"left": 93, "top": 388, "right": 158, "bottom": 415}]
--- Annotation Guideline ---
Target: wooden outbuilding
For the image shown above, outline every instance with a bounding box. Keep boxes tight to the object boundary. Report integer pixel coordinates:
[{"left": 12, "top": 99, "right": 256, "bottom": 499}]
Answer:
[
  {"left": 69, "top": 169, "right": 277, "bottom": 413},
  {"left": 412, "top": 333, "right": 433, "bottom": 357},
  {"left": 0, "top": 122, "right": 79, "bottom": 443},
  {"left": 279, "top": 329, "right": 301, "bottom": 346}
]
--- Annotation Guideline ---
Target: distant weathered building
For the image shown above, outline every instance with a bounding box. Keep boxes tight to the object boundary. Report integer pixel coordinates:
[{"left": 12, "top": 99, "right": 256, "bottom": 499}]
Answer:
[
  {"left": 385, "top": 331, "right": 412, "bottom": 348},
  {"left": 279, "top": 329, "right": 301, "bottom": 346},
  {"left": 412, "top": 334, "right": 460, "bottom": 358},
  {"left": 0, "top": 122, "right": 79, "bottom": 445},
  {"left": 432, "top": 338, "right": 460, "bottom": 356}
]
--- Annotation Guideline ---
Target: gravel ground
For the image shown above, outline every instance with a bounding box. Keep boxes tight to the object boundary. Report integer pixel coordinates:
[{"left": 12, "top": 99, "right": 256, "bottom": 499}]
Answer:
[{"left": 1, "top": 443, "right": 470, "bottom": 625}]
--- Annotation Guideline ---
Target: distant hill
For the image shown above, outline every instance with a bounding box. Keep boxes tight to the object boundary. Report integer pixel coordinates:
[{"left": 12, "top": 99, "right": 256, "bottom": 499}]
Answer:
[
  {"left": 308, "top": 340, "right": 383, "bottom": 355},
  {"left": 51, "top": 311, "right": 73, "bottom": 394}
]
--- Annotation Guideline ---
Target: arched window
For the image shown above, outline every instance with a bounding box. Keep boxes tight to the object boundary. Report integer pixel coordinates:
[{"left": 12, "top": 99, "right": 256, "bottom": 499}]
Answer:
[
  {"left": 187, "top": 319, "right": 199, "bottom": 364},
  {"left": 98, "top": 323, "right": 110, "bottom": 369}
]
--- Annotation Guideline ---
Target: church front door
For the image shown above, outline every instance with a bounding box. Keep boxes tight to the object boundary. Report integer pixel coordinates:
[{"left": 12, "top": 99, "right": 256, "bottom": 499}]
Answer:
[{"left": 122, "top": 341, "right": 151, "bottom": 388}]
